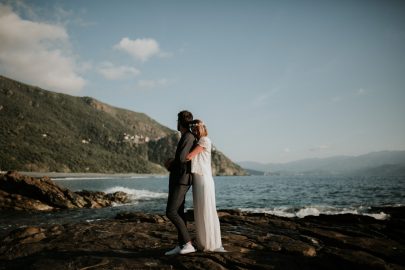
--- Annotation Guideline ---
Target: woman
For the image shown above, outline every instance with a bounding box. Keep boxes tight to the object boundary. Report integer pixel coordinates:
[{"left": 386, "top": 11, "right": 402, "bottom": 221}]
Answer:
[{"left": 186, "top": 119, "right": 225, "bottom": 252}]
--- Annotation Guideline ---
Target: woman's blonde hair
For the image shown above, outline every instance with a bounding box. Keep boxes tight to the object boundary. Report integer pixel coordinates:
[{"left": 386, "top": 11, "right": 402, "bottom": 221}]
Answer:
[{"left": 189, "top": 119, "right": 208, "bottom": 139}]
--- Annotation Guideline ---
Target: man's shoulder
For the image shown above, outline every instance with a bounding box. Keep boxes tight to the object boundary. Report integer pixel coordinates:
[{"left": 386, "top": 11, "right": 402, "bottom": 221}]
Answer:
[{"left": 183, "top": 131, "right": 195, "bottom": 141}]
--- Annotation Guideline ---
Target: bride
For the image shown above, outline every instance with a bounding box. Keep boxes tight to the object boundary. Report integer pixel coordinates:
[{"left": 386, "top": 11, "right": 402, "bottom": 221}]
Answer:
[{"left": 186, "top": 119, "right": 225, "bottom": 252}]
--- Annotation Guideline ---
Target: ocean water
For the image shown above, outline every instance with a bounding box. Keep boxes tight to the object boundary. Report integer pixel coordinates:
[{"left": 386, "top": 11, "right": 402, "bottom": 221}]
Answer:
[{"left": 1, "top": 175, "right": 404, "bottom": 235}]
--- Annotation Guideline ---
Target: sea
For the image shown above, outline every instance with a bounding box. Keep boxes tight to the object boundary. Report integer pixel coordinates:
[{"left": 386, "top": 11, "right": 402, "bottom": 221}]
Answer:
[{"left": 1, "top": 175, "right": 405, "bottom": 236}]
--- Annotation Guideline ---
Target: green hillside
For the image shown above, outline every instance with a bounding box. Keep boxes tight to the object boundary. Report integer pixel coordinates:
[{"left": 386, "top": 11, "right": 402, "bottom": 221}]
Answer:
[{"left": 0, "top": 75, "right": 246, "bottom": 175}]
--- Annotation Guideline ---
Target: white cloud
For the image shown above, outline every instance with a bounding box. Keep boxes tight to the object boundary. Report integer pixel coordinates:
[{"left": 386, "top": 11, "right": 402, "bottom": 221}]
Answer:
[
  {"left": 0, "top": 4, "right": 85, "bottom": 94},
  {"left": 283, "top": 148, "right": 291, "bottom": 153},
  {"left": 98, "top": 62, "right": 140, "bottom": 80},
  {"left": 137, "top": 78, "right": 169, "bottom": 89},
  {"left": 114, "top": 37, "right": 161, "bottom": 62}
]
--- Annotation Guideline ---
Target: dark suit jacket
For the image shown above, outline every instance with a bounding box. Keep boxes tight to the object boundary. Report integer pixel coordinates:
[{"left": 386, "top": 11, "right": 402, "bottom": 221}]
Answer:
[{"left": 168, "top": 131, "right": 196, "bottom": 186}]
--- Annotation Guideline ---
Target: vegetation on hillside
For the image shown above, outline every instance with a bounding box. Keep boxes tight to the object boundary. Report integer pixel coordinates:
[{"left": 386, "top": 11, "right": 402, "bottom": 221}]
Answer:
[{"left": 0, "top": 75, "right": 246, "bottom": 175}]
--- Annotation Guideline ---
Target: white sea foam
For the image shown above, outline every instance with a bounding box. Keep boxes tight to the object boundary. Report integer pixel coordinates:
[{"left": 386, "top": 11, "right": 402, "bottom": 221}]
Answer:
[
  {"left": 238, "top": 206, "right": 390, "bottom": 220},
  {"left": 295, "top": 207, "right": 322, "bottom": 218},
  {"left": 363, "top": 212, "right": 389, "bottom": 220},
  {"left": 104, "top": 186, "right": 167, "bottom": 202},
  {"left": 238, "top": 207, "right": 296, "bottom": 218},
  {"left": 86, "top": 219, "right": 102, "bottom": 223}
]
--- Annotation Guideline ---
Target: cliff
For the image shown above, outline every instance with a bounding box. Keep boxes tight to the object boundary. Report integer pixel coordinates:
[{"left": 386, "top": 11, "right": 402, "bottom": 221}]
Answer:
[{"left": 0, "top": 75, "right": 246, "bottom": 175}]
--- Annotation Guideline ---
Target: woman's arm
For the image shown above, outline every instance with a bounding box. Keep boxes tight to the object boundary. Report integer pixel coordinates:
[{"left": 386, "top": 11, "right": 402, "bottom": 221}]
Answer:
[{"left": 186, "top": 145, "right": 204, "bottom": 161}]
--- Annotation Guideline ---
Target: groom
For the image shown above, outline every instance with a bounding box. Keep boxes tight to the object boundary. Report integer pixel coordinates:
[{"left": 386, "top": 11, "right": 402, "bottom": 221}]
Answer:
[{"left": 164, "top": 110, "right": 196, "bottom": 255}]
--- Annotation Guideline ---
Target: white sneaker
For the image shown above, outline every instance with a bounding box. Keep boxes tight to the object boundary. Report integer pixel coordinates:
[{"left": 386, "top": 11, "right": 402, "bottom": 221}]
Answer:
[
  {"left": 165, "top": 245, "right": 181, "bottom": 255},
  {"left": 179, "top": 243, "right": 196, "bottom": 255}
]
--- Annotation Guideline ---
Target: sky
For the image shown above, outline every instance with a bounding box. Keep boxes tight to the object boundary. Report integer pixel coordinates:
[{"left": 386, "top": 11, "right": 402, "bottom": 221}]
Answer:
[{"left": 0, "top": 0, "right": 404, "bottom": 163}]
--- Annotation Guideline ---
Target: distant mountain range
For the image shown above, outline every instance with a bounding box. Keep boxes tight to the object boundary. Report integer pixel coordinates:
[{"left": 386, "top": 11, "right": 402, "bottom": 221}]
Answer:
[
  {"left": 238, "top": 151, "right": 405, "bottom": 176},
  {"left": 0, "top": 75, "right": 246, "bottom": 175}
]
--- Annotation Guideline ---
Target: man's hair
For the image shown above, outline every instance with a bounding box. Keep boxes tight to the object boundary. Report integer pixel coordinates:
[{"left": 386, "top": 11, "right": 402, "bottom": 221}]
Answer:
[{"left": 177, "top": 110, "right": 193, "bottom": 128}]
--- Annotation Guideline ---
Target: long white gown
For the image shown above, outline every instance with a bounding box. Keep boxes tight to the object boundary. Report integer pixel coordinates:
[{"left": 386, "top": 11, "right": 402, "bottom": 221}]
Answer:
[{"left": 191, "top": 136, "right": 224, "bottom": 252}]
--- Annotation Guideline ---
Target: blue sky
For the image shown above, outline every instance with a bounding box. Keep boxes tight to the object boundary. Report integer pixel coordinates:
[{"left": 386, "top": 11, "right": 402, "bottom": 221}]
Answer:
[{"left": 1, "top": 0, "right": 404, "bottom": 163}]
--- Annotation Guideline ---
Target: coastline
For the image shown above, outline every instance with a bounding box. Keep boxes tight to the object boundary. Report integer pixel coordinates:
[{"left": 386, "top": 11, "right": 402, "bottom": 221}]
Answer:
[
  {"left": 1, "top": 172, "right": 404, "bottom": 269},
  {"left": 0, "top": 171, "right": 167, "bottom": 179},
  {"left": 1, "top": 207, "right": 404, "bottom": 269}
]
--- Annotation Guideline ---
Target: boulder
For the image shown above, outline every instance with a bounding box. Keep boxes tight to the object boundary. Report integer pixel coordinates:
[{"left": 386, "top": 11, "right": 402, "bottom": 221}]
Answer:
[{"left": 0, "top": 171, "right": 130, "bottom": 211}]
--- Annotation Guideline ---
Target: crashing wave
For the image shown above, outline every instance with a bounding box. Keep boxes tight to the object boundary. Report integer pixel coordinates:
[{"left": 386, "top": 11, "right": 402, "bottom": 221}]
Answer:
[
  {"left": 238, "top": 205, "right": 390, "bottom": 220},
  {"left": 104, "top": 186, "right": 167, "bottom": 203}
]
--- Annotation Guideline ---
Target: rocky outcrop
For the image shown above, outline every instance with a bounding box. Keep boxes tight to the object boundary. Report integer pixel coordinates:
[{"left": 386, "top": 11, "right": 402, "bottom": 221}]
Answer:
[
  {"left": 0, "top": 171, "right": 129, "bottom": 211},
  {"left": 1, "top": 207, "right": 404, "bottom": 269},
  {"left": 212, "top": 149, "right": 247, "bottom": 176}
]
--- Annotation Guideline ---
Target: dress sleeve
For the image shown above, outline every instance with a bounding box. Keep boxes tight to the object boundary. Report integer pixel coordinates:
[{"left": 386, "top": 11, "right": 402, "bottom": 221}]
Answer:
[{"left": 198, "top": 137, "right": 211, "bottom": 149}]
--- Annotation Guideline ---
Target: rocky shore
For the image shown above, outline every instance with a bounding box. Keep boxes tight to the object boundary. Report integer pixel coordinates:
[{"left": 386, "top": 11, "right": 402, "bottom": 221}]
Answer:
[
  {"left": 0, "top": 171, "right": 130, "bottom": 211},
  {"left": 0, "top": 207, "right": 404, "bottom": 269},
  {"left": 1, "top": 172, "right": 404, "bottom": 269}
]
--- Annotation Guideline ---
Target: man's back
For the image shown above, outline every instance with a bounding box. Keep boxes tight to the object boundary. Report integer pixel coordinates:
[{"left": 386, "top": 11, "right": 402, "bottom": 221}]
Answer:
[{"left": 169, "top": 131, "right": 195, "bottom": 186}]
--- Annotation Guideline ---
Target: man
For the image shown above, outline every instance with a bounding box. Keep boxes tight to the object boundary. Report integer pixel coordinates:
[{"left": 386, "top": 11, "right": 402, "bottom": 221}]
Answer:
[{"left": 164, "top": 110, "right": 196, "bottom": 255}]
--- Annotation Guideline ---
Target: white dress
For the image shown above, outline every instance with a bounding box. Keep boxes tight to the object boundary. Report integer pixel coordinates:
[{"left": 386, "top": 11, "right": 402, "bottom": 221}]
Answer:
[{"left": 191, "top": 136, "right": 224, "bottom": 252}]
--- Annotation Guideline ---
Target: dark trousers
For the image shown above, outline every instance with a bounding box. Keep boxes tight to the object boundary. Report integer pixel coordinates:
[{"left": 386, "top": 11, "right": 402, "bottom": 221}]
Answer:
[{"left": 166, "top": 184, "right": 191, "bottom": 245}]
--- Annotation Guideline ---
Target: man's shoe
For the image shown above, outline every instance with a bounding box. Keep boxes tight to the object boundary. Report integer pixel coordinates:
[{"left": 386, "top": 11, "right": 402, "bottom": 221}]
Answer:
[
  {"left": 165, "top": 245, "right": 181, "bottom": 255},
  {"left": 179, "top": 243, "right": 196, "bottom": 255}
]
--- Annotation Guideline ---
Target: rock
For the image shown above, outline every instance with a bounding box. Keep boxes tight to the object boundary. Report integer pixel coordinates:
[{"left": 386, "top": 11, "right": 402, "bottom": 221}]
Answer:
[
  {"left": 0, "top": 171, "right": 77, "bottom": 209},
  {"left": 0, "top": 172, "right": 130, "bottom": 211},
  {"left": 1, "top": 208, "right": 403, "bottom": 269},
  {"left": 115, "top": 212, "right": 168, "bottom": 223},
  {"left": 107, "top": 191, "right": 129, "bottom": 204},
  {"left": 0, "top": 190, "right": 54, "bottom": 211},
  {"left": 2, "top": 226, "right": 47, "bottom": 247}
]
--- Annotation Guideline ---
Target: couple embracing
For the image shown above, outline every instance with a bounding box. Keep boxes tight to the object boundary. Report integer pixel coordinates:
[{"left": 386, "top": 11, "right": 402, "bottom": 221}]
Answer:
[{"left": 164, "top": 110, "right": 225, "bottom": 255}]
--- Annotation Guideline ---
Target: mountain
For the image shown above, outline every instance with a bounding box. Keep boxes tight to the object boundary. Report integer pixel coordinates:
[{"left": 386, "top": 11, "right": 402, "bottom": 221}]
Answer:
[
  {"left": 0, "top": 75, "right": 246, "bottom": 176},
  {"left": 238, "top": 151, "right": 405, "bottom": 176},
  {"left": 243, "top": 168, "right": 265, "bottom": 176}
]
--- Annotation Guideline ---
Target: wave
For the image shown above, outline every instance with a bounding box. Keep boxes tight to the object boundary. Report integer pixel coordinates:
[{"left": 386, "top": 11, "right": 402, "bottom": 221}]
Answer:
[
  {"left": 104, "top": 186, "right": 167, "bottom": 202},
  {"left": 238, "top": 206, "right": 390, "bottom": 220}
]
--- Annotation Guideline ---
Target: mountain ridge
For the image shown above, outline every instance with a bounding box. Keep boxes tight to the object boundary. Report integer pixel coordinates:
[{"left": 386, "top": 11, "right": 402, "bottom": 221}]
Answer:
[
  {"left": 0, "top": 75, "right": 246, "bottom": 176},
  {"left": 238, "top": 150, "right": 405, "bottom": 176}
]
